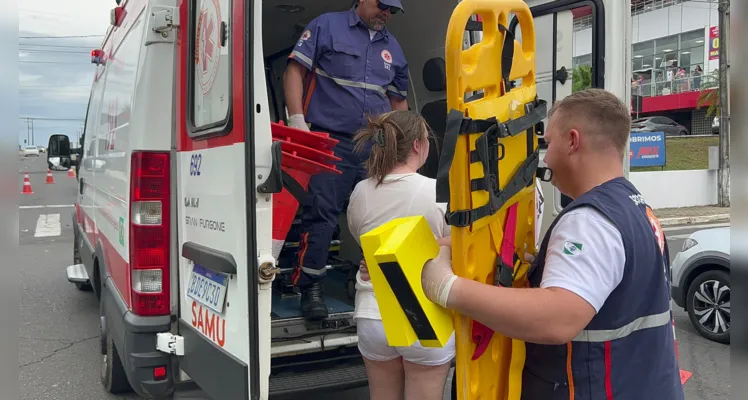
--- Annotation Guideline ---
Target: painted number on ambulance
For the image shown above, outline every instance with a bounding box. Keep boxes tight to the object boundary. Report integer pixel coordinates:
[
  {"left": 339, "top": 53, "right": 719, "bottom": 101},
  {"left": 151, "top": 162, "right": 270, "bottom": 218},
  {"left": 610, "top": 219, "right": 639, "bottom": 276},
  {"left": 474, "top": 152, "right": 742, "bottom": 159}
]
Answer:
[{"left": 190, "top": 153, "right": 202, "bottom": 176}]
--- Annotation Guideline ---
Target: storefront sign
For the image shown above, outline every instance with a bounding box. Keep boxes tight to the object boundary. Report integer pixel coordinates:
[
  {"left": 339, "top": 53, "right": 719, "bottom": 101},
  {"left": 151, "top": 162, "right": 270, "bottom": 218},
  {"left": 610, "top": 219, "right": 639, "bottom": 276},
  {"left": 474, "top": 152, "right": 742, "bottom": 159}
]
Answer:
[
  {"left": 629, "top": 132, "right": 666, "bottom": 167},
  {"left": 709, "top": 26, "right": 719, "bottom": 60}
]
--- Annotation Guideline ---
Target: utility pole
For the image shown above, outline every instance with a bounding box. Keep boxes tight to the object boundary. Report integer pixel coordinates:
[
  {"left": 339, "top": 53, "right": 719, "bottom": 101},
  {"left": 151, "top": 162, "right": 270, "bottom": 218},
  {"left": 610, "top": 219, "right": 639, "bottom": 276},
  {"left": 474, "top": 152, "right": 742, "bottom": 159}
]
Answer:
[
  {"left": 30, "top": 119, "right": 35, "bottom": 146},
  {"left": 718, "top": 0, "right": 730, "bottom": 207}
]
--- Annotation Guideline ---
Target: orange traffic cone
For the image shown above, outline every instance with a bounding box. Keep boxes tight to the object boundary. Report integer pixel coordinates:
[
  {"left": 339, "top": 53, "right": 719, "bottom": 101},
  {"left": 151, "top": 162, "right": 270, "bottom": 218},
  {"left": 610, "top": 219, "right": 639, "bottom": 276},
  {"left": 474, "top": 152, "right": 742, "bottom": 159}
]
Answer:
[
  {"left": 22, "top": 173, "right": 34, "bottom": 195},
  {"left": 68, "top": 168, "right": 76, "bottom": 178},
  {"left": 46, "top": 169, "right": 55, "bottom": 184}
]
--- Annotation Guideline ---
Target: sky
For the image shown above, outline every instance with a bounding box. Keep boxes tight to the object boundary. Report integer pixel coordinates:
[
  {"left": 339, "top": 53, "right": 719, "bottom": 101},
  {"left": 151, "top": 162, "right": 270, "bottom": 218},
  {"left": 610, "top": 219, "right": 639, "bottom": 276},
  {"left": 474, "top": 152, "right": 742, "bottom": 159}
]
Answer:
[{"left": 19, "top": 0, "right": 113, "bottom": 148}]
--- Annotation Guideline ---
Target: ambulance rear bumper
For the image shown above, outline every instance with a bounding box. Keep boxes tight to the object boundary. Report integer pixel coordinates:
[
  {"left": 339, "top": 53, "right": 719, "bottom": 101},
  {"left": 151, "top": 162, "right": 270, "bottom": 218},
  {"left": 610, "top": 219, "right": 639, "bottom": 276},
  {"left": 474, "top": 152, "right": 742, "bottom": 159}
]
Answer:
[{"left": 102, "top": 276, "right": 176, "bottom": 399}]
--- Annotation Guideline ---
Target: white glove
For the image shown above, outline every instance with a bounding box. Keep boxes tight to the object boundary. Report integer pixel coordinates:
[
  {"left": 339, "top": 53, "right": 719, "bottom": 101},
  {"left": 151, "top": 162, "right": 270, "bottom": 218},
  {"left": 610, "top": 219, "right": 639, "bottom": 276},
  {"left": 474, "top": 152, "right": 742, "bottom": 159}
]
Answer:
[
  {"left": 421, "top": 246, "right": 458, "bottom": 308},
  {"left": 288, "top": 114, "right": 310, "bottom": 131}
]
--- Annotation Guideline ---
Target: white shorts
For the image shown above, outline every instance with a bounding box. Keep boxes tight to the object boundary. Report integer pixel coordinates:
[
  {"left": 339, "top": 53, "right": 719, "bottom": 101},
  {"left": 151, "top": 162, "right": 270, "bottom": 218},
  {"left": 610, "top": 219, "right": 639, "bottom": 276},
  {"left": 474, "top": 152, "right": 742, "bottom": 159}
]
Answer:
[{"left": 356, "top": 318, "right": 456, "bottom": 366}]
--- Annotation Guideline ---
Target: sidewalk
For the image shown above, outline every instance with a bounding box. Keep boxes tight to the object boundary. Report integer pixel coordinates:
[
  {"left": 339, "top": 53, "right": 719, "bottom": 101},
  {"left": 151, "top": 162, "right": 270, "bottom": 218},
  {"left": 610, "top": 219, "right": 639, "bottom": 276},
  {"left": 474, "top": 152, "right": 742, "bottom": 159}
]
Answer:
[{"left": 653, "top": 205, "right": 730, "bottom": 227}]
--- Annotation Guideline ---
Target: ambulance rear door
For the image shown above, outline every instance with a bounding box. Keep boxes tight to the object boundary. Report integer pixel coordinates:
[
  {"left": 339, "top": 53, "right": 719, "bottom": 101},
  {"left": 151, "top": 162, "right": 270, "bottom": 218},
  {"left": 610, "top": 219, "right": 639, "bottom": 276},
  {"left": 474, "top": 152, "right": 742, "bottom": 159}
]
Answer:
[
  {"left": 515, "top": 0, "right": 630, "bottom": 238},
  {"left": 173, "top": 0, "right": 273, "bottom": 398}
]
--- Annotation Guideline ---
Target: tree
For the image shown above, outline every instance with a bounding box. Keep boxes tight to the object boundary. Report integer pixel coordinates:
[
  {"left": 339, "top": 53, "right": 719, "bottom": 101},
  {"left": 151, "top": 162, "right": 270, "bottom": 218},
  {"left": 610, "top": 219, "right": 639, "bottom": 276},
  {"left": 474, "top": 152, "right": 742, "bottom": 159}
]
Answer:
[
  {"left": 696, "top": 68, "right": 720, "bottom": 117},
  {"left": 572, "top": 64, "right": 592, "bottom": 93}
]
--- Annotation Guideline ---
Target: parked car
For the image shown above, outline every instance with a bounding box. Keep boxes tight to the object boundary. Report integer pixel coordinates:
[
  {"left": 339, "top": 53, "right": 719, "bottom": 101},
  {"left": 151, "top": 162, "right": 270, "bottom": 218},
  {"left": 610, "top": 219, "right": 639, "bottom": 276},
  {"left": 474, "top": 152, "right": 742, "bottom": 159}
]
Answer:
[
  {"left": 22, "top": 146, "right": 40, "bottom": 157},
  {"left": 670, "top": 227, "right": 730, "bottom": 344},
  {"left": 631, "top": 116, "right": 689, "bottom": 136},
  {"left": 712, "top": 116, "right": 719, "bottom": 134}
]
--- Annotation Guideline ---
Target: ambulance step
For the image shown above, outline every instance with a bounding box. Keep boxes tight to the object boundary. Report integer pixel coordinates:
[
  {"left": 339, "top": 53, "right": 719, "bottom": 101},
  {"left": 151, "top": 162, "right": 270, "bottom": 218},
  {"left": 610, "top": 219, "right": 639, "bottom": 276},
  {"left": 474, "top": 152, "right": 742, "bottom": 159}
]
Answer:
[
  {"left": 66, "top": 263, "right": 89, "bottom": 284},
  {"left": 269, "top": 358, "right": 368, "bottom": 396}
]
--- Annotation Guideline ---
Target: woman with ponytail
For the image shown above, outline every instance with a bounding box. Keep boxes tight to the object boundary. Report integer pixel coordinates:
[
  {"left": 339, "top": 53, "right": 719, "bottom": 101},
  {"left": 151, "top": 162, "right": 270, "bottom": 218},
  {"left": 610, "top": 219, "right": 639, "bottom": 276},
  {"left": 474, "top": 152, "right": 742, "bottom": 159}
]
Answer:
[{"left": 347, "top": 110, "right": 455, "bottom": 400}]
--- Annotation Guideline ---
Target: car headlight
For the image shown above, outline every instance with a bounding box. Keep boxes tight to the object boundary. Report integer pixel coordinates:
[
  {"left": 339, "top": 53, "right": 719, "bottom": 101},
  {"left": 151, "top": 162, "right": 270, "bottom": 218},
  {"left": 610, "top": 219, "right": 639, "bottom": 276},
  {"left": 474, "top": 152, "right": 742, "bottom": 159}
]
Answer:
[{"left": 682, "top": 238, "right": 698, "bottom": 252}]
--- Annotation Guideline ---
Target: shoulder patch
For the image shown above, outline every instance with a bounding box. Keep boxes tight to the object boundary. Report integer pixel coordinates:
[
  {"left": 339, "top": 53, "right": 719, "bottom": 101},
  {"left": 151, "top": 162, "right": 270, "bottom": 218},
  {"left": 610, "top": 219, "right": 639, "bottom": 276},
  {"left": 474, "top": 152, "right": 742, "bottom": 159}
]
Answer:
[
  {"left": 562, "top": 241, "right": 583, "bottom": 256},
  {"left": 300, "top": 30, "right": 312, "bottom": 41}
]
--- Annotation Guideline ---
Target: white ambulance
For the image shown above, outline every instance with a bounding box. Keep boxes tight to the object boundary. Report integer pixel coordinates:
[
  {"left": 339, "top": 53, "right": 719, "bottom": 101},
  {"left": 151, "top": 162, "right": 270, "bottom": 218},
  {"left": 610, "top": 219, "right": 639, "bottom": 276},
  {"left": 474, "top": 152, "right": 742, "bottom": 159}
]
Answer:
[{"left": 48, "top": 0, "right": 631, "bottom": 398}]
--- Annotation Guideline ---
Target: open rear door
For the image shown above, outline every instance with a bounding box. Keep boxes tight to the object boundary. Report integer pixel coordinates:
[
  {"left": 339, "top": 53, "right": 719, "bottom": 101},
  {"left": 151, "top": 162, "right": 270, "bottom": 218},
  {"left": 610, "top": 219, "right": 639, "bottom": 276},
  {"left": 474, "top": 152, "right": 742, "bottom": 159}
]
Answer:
[
  {"left": 516, "top": 0, "right": 614, "bottom": 239},
  {"left": 173, "top": 0, "right": 272, "bottom": 398}
]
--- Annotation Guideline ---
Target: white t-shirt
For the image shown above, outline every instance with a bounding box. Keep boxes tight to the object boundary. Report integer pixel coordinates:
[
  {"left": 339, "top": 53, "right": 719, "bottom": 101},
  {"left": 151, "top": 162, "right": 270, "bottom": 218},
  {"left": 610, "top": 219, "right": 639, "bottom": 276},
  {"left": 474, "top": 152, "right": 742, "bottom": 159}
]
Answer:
[
  {"left": 539, "top": 206, "right": 626, "bottom": 312},
  {"left": 347, "top": 173, "right": 451, "bottom": 320}
]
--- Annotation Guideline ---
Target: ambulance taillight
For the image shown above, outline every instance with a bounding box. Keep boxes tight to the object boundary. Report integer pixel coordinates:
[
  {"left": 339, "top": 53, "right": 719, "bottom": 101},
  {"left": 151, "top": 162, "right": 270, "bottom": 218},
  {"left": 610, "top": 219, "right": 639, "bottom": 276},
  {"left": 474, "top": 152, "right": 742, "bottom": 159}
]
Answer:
[{"left": 129, "top": 151, "right": 171, "bottom": 316}]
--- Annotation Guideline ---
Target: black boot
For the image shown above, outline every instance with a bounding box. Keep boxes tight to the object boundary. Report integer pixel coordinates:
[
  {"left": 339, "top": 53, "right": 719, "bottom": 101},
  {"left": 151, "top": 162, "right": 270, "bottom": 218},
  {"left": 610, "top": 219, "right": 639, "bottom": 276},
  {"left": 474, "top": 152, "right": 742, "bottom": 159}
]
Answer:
[{"left": 301, "top": 281, "right": 328, "bottom": 320}]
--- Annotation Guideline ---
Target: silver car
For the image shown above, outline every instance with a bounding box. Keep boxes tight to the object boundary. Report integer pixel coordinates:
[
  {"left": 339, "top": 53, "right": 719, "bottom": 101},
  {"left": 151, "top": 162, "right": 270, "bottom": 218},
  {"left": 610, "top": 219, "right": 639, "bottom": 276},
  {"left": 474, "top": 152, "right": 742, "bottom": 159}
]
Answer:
[{"left": 670, "top": 227, "right": 730, "bottom": 344}]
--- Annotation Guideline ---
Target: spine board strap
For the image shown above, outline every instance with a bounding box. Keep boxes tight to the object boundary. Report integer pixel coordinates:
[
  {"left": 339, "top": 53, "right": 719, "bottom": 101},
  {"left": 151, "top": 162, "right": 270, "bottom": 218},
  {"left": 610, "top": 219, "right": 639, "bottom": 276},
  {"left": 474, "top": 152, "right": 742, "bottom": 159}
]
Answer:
[
  {"left": 470, "top": 202, "right": 521, "bottom": 360},
  {"left": 435, "top": 97, "right": 546, "bottom": 228}
]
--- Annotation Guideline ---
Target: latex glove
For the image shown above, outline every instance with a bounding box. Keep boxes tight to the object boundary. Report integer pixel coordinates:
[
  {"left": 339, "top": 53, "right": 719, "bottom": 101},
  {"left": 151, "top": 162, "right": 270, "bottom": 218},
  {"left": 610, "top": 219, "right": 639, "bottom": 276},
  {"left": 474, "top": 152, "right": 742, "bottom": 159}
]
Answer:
[
  {"left": 422, "top": 246, "right": 458, "bottom": 308},
  {"left": 288, "top": 114, "right": 310, "bottom": 131},
  {"left": 359, "top": 259, "right": 370, "bottom": 281}
]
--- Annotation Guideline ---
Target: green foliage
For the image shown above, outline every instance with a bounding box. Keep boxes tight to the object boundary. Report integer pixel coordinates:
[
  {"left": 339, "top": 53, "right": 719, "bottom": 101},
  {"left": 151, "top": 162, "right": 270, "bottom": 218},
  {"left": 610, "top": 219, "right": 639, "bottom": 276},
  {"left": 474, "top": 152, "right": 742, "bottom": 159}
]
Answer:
[
  {"left": 572, "top": 65, "right": 592, "bottom": 93},
  {"left": 696, "top": 69, "right": 720, "bottom": 117}
]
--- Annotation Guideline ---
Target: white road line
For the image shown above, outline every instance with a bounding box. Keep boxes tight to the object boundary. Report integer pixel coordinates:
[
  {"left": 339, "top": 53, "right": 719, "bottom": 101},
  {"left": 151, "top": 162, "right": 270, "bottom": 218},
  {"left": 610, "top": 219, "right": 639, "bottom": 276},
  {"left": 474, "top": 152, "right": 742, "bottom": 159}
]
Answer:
[
  {"left": 667, "top": 234, "right": 693, "bottom": 240},
  {"left": 19, "top": 205, "right": 74, "bottom": 209},
  {"left": 34, "top": 214, "right": 61, "bottom": 238}
]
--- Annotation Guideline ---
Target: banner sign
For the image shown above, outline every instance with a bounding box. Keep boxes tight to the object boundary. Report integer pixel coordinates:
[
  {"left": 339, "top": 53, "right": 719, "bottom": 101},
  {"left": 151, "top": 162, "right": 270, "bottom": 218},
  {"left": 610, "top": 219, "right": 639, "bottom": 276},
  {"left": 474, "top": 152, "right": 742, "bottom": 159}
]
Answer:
[
  {"left": 629, "top": 132, "right": 666, "bottom": 167},
  {"left": 709, "top": 26, "right": 719, "bottom": 60}
]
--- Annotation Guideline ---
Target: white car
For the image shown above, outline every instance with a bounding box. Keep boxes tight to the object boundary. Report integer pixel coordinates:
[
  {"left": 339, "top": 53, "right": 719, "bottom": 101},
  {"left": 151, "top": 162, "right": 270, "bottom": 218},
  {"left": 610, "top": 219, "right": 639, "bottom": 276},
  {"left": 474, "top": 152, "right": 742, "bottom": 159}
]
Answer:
[
  {"left": 22, "top": 146, "right": 40, "bottom": 157},
  {"left": 670, "top": 227, "right": 730, "bottom": 344}
]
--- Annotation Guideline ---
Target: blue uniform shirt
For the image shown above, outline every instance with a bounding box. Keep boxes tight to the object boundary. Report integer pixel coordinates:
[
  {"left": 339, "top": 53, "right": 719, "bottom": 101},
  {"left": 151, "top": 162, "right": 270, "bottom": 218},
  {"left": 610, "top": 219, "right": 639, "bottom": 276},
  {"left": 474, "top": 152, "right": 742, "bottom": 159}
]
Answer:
[{"left": 288, "top": 7, "right": 409, "bottom": 135}]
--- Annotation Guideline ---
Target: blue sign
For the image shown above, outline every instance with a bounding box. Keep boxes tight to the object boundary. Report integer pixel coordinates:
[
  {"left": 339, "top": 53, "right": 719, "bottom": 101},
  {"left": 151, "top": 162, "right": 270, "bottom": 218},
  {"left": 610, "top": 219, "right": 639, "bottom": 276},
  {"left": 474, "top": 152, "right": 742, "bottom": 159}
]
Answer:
[{"left": 629, "top": 131, "right": 666, "bottom": 167}]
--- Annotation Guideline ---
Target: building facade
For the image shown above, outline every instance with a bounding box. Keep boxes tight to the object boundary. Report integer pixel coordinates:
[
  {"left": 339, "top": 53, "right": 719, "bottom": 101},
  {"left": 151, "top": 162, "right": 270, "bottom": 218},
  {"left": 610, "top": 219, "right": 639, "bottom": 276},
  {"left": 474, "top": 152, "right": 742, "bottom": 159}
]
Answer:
[{"left": 572, "top": 0, "right": 719, "bottom": 135}]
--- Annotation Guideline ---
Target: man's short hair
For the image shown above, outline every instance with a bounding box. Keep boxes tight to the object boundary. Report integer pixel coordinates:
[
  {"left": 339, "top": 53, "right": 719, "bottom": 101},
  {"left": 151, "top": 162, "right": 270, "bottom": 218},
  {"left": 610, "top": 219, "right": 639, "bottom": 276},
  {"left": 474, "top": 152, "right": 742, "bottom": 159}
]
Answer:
[{"left": 547, "top": 88, "right": 632, "bottom": 153}]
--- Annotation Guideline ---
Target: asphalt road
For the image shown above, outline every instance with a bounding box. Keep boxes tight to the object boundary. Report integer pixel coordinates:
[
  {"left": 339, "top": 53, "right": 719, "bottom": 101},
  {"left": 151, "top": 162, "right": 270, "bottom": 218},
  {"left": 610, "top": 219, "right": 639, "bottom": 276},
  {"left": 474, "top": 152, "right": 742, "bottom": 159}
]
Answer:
[{"left": 18, "top": 154, "right": 730, "bottom": 400}]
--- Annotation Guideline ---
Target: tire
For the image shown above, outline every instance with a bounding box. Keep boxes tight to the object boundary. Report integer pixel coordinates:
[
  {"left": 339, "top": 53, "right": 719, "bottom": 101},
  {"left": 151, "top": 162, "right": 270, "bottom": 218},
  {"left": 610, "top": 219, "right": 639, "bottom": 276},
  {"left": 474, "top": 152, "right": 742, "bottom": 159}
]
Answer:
[
  {"left": 686, "top": 269, "right": 730, "bottom": 344},
  {"left": 100, "top": 308, "right": 132, "bottom": 394},
  {"left": 679, "top": 130, "right": 688, "bottom": 136}
]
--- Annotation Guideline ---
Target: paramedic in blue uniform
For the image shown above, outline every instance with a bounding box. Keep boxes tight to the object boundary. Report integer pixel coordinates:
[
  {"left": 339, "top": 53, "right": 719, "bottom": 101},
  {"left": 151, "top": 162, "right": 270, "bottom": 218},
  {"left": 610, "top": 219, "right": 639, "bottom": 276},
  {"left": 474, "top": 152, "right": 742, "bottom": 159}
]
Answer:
[
  {"left": 421, "top": 89, "right": 685, "bottom": 399},
  {"left": 283, "top": 0, "right": 409, "bottom": 320}
]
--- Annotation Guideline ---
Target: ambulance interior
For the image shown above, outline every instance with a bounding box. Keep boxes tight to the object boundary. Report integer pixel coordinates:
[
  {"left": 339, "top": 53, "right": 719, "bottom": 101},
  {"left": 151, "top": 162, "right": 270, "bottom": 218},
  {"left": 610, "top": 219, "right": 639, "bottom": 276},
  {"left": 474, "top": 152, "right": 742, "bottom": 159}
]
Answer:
[
  {"left": 261, "top": 0, "right": 461, "bottom": 344},
  {"left": 260, "top": 0, "right": 593, "bottom": 359}
]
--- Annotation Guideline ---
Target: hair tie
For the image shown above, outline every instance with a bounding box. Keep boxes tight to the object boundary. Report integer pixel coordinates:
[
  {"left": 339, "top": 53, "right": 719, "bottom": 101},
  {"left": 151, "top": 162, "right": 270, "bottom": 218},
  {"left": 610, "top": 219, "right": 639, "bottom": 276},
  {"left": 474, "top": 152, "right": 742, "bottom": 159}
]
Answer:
[{"left": 373, "top": 128, "right": 386, "bottom": 147}]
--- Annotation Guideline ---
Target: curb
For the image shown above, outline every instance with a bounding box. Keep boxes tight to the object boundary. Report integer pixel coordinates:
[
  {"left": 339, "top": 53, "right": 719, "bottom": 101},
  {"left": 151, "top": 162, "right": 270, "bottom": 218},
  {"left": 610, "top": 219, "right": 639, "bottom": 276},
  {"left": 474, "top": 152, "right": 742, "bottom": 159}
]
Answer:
[{"left": 658, "top": 213, "right": 730, "bottom": 227}]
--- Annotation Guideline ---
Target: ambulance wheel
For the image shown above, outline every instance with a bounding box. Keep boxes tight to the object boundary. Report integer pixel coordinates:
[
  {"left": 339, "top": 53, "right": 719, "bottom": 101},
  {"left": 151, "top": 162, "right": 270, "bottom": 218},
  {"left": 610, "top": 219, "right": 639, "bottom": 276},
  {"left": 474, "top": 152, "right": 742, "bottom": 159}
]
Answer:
[{"left": 100, "top": 312, "right": 131, "bottom": 393}]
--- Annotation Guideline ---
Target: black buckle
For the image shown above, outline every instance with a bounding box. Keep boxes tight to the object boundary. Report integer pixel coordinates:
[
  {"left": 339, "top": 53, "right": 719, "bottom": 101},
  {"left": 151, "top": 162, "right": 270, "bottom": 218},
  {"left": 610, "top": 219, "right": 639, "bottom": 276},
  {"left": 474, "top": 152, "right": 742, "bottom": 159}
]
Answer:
[{"left": 494, "top": 253, "right": 520, "bottom": 287}]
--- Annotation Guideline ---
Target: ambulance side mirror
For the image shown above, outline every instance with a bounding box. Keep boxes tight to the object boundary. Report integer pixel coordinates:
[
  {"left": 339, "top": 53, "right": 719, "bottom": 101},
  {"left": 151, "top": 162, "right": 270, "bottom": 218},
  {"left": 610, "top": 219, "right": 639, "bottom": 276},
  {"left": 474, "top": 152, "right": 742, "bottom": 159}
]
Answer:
[{"left": 47, "top": 134, "right": 72, "bottom": 170}]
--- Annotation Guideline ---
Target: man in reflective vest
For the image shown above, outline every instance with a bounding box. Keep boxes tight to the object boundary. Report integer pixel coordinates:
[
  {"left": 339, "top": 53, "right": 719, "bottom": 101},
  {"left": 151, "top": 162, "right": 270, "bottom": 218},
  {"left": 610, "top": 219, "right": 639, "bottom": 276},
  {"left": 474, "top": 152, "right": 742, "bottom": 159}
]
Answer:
[
  {"left": 283, "top": 0, "right": 409, "bottom": 320},
  {"left": 421, "top": 89, "right": 684, "bottom": 399}
]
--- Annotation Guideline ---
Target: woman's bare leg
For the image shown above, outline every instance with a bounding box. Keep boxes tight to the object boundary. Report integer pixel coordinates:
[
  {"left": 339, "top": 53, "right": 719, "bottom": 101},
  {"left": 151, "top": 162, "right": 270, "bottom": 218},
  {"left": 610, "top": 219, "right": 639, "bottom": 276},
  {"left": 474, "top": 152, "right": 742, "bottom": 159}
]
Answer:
[
  {"left": 402, "top": 360, "right": 452, "bottom": 400},
  {"left": 363, "top": 356, "right": 405, "bottom": 400}
]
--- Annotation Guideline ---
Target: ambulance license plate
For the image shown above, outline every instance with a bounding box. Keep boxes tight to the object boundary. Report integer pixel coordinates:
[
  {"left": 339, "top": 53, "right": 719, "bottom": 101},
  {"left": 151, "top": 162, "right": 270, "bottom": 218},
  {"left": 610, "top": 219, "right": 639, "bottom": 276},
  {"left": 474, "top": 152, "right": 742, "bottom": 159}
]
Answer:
[{"left": 186, "top": 264, "right": 228, "bottom": 314}]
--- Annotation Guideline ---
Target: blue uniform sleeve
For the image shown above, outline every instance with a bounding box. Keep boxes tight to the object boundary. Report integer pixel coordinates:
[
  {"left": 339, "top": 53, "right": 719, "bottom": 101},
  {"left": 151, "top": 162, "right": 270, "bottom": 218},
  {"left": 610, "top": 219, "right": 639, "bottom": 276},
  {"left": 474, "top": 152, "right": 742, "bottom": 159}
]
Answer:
[
  {"left": 288, "top": 17, "right": 325, "bottom": 71},
  {"left": 387, "top": 48, "right": 409, "bottom": 99}
]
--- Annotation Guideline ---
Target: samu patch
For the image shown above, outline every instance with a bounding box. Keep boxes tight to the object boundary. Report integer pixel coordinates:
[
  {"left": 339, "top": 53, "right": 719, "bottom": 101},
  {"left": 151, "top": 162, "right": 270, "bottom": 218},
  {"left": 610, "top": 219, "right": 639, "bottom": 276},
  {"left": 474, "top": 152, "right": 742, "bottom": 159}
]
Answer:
[{"left": 562, "top": 241, "right": 583, "bottom": 256}]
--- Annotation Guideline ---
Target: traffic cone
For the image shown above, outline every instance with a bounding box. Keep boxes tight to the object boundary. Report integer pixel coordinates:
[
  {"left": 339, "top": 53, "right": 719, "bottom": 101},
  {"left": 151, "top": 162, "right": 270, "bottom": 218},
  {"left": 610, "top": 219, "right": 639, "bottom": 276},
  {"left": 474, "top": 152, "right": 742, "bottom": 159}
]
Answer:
[
  {"left": 46, "top": 169, "right": 55, "bottom": 184},
  {"left": 22, "top": 173, "right": 34, "bottom": 195},
  {"left": 68, "top": 168, "right": 76, "bottom": 178}
]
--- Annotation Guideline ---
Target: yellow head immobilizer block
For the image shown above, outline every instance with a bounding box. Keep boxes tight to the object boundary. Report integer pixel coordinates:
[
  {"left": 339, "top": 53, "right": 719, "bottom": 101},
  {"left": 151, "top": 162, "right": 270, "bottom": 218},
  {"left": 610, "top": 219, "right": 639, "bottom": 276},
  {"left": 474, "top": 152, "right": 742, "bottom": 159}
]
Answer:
[{"left": 360, "top": 215, "right": 454, "bottom": 348}]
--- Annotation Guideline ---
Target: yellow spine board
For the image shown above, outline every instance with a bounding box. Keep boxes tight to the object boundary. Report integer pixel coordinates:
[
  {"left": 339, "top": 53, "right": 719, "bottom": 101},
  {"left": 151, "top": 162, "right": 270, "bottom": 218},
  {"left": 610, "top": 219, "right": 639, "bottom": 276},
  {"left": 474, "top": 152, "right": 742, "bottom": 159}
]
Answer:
[
  {"left": 445, "top": 1, "right": 538, "bottom": 399},
  {"left": 359, "top": 216, "right": 455, "bottom": 348}
]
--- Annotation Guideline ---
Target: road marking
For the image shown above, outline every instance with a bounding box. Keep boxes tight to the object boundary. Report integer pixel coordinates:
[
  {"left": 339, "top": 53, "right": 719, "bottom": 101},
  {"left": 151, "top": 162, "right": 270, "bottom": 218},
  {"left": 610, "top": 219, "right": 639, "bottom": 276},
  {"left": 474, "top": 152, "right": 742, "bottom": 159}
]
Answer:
[
  {"left": 662, "top": 222, "right": 730, "bottom": 232},
  {"left": 19, "top": 205, "right": 74, "bottom": 209},
  {"left": 34, "top": 214, "right": 61, "bottom": 237},
  {"left": 667, "top": 234, "right": 693, "bottom": 240}
]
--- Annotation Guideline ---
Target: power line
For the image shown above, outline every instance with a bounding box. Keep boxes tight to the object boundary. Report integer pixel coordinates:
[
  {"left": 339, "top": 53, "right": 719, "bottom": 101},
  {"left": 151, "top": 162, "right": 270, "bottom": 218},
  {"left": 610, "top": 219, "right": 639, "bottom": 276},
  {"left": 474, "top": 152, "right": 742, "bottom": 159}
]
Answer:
[
  {"left": 19, "top": 35, "right": 104, "bottom": 39},
  {"left": 19, "top": 117, "right": 85, "bottom": 121}
]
